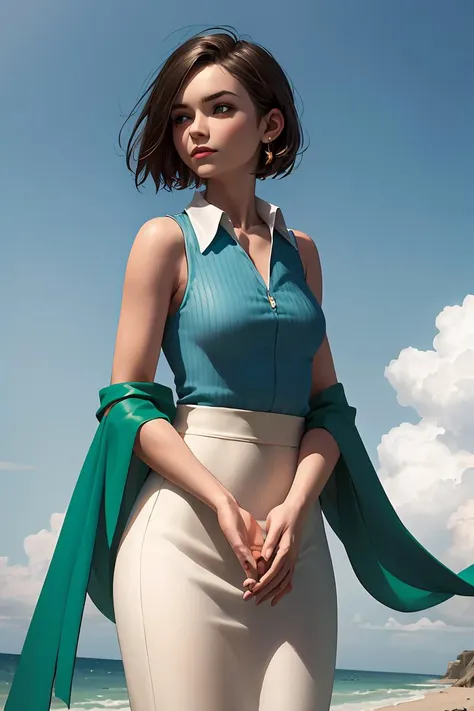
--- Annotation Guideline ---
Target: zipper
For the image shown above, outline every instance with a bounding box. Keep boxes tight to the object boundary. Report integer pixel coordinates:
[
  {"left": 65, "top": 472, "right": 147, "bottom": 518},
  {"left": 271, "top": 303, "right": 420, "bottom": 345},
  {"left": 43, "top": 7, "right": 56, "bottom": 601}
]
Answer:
[
  {"left": 230, "top": 226, "right": 279, "bottom": 403},
  {"left": 231, "top": 224, "right": 276, "bottom": 307},
  {"left": 267, "top": 290, "right": 277, "bottom": 309},
  {"left": 265, "top": 232, "right": 276, "bottom": 307}
]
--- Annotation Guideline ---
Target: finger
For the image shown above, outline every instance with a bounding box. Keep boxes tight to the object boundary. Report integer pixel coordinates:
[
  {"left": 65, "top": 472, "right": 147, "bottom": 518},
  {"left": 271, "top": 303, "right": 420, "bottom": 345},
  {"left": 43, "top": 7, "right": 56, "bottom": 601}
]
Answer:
[
  {"left": 227, "top": 527, "right": 259, "bottom": 578},
  {"left": 256, "top": 570, "right": 291, "bottom": 605},
  {"left": 254, "top": 564, "right": 290, "bottom": 603},
  {"left": 271, "top": 581, "right": 293, "bottom": 606},
  {"left": 269, "top": 578, "right": 293, "bottom": 606},
  {"left": 257, "top": 575, "right": 291, "bottom": 607},
  {"left": 260, "top": 523, "right": 284, "bottom": 562},
  {"left": 257, "top": 557, "right": 267, "bottom": 578},
  {"left": 261, "top": 536, "right": 279, "bottom": 562},
  {"left": 270, "top": 567, "right": 295, "bottom": 606},
  {"left": 249, "top": 548, "right": 287, "bottom": 594},
  {"left": 241, "top": 549, "right": 258, "bottom": 579},
  {"left": 242, "top": 572, "right": 260, "bottom": 601}
]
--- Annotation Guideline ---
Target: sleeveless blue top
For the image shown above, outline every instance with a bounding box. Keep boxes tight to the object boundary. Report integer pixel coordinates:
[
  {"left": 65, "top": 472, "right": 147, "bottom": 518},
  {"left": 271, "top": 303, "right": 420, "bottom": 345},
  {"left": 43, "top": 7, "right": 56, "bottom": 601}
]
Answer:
[{"left": 161, "top": 209, "right": 326, "bottom": 417}]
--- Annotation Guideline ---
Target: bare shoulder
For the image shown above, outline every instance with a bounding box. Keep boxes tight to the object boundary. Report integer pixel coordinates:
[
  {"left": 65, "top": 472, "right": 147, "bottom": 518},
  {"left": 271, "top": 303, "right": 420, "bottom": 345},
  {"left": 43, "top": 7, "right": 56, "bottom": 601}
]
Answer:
[
  {"left": 124, "top": 215, "right": 185, "bottom": 293},
  {"left": 130, "top": 215, "right": 184, "bottom": 261},
  {"left": 109, "top": 217, "right": 185, "bottom": 385},
  {"left": 291, "top": 228, "right": 323, "bottom": 305}
]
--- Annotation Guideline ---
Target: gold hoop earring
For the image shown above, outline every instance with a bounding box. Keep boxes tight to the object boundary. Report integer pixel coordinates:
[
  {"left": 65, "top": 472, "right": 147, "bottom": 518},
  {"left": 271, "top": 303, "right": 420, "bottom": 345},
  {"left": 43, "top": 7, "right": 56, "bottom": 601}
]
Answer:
[{"left": 264, "top": 139, "right": 273, "bottom": 166}]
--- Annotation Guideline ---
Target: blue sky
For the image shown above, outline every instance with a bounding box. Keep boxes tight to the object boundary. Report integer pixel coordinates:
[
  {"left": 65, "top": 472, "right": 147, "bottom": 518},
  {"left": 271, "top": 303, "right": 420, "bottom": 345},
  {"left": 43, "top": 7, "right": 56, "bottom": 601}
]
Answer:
[{"left": 1, "top": 0, "right": 474, "bottom": 676}]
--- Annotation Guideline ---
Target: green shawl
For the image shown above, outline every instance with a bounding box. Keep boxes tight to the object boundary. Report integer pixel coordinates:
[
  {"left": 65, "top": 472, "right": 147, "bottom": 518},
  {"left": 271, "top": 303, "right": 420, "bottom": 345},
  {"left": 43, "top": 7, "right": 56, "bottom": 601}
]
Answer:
[{"left": 4, "top": 381, "right": 474, "bottom": 710}]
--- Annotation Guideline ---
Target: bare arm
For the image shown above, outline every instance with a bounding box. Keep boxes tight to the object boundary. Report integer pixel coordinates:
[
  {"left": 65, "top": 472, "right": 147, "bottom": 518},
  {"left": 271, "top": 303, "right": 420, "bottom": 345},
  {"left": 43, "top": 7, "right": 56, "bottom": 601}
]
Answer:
[
  {"left": 285, "top": 231, "right": 341, "bottom": 513},
  {"left": 106, "top": 217, "right": 236, "bottom": 513}
]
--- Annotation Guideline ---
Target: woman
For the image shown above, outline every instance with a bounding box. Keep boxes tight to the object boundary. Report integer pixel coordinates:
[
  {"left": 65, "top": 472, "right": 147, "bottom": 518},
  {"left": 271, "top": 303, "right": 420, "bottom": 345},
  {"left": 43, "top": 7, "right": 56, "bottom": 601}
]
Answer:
[
  {"left": 7, "top": 25, "right": 474, "bottom": 711},
  {"left": 110, "top": 26, "right": 341, "bottom": 711}
]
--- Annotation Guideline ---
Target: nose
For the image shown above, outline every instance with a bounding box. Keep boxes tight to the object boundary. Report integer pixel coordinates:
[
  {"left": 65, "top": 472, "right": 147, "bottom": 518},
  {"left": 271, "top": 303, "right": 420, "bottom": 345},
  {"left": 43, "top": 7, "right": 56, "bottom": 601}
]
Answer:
[{"left": 188, "top": 111, "right": 208, "bottom": 137}]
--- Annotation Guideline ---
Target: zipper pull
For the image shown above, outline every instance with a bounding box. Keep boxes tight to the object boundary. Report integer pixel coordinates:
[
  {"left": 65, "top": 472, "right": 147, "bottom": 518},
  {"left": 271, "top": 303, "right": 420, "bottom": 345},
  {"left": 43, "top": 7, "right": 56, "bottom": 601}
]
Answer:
[{"left": 267, "top": 291, "right": 277, "bottom": 309}]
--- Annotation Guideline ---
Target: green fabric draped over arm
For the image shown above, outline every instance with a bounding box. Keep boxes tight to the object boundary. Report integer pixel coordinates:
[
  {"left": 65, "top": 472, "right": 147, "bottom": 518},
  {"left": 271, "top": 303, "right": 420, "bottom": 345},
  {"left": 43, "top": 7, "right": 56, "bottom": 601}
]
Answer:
[
  {"left": 4, "top": 382, "right": 176, "bottom": 711},
  {"left": 307, "top": 382, "right": 474, "bottom": 612}
]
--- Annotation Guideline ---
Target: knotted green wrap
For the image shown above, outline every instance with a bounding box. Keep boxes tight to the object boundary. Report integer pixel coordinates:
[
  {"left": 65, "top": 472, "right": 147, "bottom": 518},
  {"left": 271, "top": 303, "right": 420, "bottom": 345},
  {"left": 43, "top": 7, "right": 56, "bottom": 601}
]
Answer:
[
  {"left": 5, "top": 382, "right": 176, "bottom": 711},
  {"left": 5, "top": 381, "right": 474, "bottom": 710}
]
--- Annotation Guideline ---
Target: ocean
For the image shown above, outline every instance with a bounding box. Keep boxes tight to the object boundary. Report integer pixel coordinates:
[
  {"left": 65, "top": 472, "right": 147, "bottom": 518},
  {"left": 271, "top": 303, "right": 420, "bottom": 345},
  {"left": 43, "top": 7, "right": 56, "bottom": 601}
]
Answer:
[{"left": 0, "top": 652, "right": 447, "bottom": 710}]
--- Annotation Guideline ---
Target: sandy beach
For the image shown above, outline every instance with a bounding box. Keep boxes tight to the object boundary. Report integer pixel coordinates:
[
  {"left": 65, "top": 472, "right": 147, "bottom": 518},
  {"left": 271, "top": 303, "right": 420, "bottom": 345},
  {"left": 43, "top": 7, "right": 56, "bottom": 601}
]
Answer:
[{"left": 376, "top": 685, "right": 474, "bottom": 711}]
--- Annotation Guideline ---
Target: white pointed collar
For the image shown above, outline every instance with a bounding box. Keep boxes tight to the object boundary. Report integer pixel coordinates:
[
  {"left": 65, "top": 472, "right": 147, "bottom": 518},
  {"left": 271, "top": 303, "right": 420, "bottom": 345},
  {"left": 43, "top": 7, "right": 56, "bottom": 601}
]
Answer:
[{"left": 184, "top": 190, "right": 298, "bottom": 253}]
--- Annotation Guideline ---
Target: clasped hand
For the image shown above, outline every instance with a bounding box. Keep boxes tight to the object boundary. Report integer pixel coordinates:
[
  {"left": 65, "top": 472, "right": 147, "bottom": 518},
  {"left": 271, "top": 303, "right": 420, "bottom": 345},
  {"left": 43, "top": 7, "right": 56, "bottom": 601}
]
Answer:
[{"left": 242, "top": 502, "right": 306, "bottom": 607}]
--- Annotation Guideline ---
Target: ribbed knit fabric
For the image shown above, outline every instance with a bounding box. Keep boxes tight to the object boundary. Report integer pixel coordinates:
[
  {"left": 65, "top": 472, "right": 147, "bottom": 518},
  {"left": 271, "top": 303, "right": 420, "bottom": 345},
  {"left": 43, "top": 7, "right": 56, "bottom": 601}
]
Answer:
[{"left": 161, "top": 211, "right": 326, "bottom": 416}]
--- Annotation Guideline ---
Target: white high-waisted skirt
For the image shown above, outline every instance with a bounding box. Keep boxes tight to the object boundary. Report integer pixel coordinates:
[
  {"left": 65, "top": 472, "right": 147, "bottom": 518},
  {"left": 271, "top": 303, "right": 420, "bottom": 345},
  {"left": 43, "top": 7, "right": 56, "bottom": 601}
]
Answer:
[{"left": 113, "top": 404, "right": 338, "bottom": 711}]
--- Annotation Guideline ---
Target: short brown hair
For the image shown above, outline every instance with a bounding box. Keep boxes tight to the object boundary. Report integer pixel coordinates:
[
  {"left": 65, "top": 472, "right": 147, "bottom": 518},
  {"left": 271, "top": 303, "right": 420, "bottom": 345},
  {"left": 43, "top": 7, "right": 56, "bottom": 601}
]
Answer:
[{"left": 119, "top": 26, "right": 307, "bottom": 193}]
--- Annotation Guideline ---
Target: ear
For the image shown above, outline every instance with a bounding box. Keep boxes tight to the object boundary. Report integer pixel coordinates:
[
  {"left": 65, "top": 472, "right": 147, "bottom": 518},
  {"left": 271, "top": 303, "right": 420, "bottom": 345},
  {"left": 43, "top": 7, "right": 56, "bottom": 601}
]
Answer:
[{"left": 262, "top": 107, "right": 285, "bottom": 142}]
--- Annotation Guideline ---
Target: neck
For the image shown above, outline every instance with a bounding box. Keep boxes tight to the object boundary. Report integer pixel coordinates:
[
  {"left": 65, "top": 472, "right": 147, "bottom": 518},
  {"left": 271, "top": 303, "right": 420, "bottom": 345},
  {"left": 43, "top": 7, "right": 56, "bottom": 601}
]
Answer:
[{"left": 203, "top": 176, "right": 264, "bottom": 231}]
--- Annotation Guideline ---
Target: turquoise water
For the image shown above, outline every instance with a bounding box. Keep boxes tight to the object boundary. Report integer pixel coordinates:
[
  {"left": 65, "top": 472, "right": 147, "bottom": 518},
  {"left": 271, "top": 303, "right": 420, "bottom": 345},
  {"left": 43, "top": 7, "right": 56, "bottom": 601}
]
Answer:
[
  {"left": 330, "top": 668, "right": 447, "bottom": 710},
  {"left": 0, "top": 652, "right": 447, "bottom": 710}
]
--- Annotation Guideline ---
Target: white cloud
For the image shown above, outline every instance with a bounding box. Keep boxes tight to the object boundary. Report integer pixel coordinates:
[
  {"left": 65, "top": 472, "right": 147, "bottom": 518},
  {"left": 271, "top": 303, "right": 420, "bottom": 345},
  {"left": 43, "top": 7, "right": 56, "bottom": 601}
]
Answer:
[
  {"left": 0, "top": 511, "right": 101, "bottom": 627},
  {"left": 0, "top": 461, "right": 35, "bottom": 471},
  {"left": 384, "top": 295, "right": 474, "bottom": 418},
  {"left": 447, "top": 499, "right": 474, "bottom": 568},
  {"left": 348, "top": 294, "right": 474, "bottom": 636},
  {"left": 353, "top": 614, "right": 474, "bottom": 634},
  {"left": 378, "top": 420, "right": 474, "bottom": 514},
  {"left": 377, "top": 295, "right": 474, "bottom": 558}
]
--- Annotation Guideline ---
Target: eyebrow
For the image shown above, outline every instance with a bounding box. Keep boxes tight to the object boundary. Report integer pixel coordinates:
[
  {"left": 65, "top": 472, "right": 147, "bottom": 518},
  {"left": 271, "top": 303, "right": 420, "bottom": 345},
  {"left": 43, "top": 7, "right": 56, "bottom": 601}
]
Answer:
[{"left": 171, "top": 90, "right": 239, "bottom": 111}]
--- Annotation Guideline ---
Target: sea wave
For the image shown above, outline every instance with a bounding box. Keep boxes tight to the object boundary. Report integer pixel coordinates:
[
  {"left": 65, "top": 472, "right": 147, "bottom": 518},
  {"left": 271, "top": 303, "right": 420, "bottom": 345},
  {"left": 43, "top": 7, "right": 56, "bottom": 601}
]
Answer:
[
  {"left": 331, "top": 692, "right": 426, "bottom": 711},
  {"left": 407, "top": 682, "right": 448, "bottom": 688},
  {"left": 63, "top": 695, "right": 430, "bottom": 711},
  {"left": 334, "top": 686, "right": 427, "bottom": 697}
]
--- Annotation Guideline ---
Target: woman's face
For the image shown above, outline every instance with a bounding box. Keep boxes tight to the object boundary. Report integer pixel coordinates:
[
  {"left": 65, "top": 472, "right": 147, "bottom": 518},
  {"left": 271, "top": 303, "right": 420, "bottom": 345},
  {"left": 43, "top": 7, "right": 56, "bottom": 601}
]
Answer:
[{"left": 170, "top": 63, "right": 282, "bottom": 180}]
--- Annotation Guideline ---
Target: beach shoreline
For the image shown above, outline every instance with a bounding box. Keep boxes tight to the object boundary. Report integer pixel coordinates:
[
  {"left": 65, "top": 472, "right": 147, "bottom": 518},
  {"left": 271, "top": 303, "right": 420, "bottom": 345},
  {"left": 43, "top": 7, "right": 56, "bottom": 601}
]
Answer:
[{"left": 376, "top": 684, "right": 473, "bottom": 711}]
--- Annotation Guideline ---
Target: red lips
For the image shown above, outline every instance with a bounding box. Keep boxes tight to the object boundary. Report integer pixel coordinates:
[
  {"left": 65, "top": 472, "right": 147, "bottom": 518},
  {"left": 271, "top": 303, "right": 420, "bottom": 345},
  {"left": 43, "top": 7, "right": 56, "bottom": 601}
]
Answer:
[{"left": 191, "top": 146, "right": 216, "bottom": 157}]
